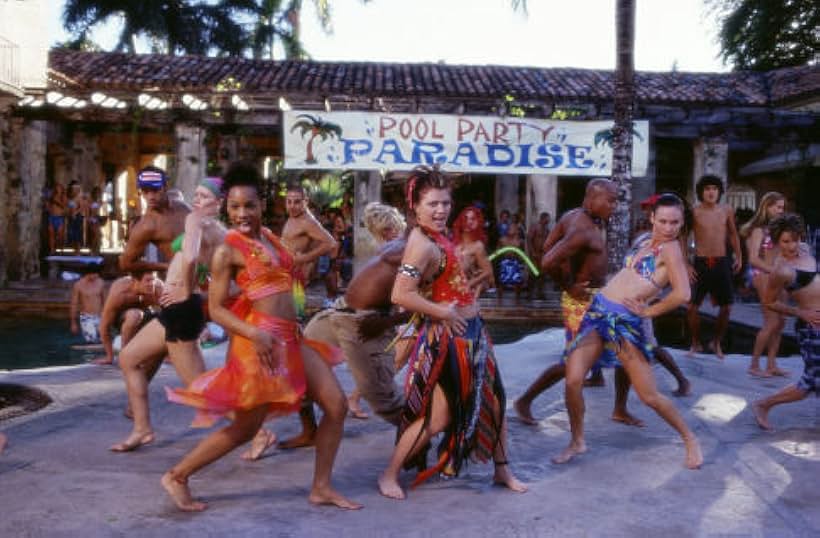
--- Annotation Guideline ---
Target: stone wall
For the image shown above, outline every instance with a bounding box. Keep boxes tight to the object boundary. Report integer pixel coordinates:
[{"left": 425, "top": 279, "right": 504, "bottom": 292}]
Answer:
[{"left": 0, "top": 117, "right": 46, "bottom": 284}]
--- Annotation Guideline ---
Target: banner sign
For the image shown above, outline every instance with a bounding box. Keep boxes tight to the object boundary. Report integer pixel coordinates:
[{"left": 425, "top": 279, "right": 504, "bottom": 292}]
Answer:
[{"left": 284, "top": 110, "right": 648, "bottom": 177}]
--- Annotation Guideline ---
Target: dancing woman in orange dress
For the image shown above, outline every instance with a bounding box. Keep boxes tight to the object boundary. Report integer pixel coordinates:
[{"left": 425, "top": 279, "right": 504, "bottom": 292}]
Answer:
[{"left": 162, "top": 162, "right": 361, "bottom": 512}]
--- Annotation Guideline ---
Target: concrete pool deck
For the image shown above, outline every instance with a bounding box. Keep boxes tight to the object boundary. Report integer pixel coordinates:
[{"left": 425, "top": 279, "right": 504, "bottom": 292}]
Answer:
[{"left": 0, "top": 328, "right": 818, "bottom": 537}]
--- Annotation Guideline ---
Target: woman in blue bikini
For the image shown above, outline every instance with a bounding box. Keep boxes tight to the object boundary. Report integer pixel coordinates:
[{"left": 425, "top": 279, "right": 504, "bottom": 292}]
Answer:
[{"left": 554, "top": 193, "right": 703, "bottom": 470}]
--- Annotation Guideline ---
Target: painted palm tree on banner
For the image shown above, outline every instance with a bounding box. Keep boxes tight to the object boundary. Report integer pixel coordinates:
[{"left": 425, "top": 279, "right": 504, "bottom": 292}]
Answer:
[
  {"left": 290, "top": 114, "right": 343, "bottom": 165},
  {"left": 607, "top": 0, "right": 636, "bottom": 271}
]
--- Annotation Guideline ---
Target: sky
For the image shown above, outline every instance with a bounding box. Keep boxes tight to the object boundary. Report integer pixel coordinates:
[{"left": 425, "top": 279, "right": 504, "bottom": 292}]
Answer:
[{"left": 47, "top": 0, "right": 729, "bottom": 73}]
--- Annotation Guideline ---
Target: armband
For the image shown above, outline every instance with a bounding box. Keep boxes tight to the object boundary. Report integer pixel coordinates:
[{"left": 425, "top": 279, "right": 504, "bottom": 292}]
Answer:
[{"left": 398, "top": 264, "right": 421, "bottom": 279}]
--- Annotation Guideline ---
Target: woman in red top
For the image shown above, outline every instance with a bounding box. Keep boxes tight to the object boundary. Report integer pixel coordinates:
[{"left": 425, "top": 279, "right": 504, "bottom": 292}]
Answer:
[
  {"left": 378, "top": 165, "right": 526, "bottom": 500},
  {"left": 162, "top": 162, "right": 360, "bottom": 512}
]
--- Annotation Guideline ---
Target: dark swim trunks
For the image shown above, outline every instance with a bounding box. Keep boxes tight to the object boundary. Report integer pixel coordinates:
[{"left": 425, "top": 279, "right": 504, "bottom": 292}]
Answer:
[
  {"left": 158, "top": 293, "right": 206, "bottom": 342},
  {"left": 691, "top": 256, "right": 734, "bottom": 306},
  {"left": 115, "top": 307, "right": 158, "bottom": 333}
]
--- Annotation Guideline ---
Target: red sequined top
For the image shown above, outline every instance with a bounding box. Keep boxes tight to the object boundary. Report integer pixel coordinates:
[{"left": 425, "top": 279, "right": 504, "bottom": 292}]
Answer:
[{"left": 422, "top": 228, "right": 474, "bottom": 307}]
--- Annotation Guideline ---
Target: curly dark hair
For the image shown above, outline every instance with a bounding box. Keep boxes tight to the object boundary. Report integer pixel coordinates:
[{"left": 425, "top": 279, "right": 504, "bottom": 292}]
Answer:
[
  {"left": 695, "top": 175, "right": 724, "bottom": 202},
  {"left": 405, "top": 164, "right": 451, "bottom": 211},
  {"left": 768, "top": 213, "right": 805, "bottom": 243},
  {"left": 223, "top": 161, "right": 262, "bottom": 194}
]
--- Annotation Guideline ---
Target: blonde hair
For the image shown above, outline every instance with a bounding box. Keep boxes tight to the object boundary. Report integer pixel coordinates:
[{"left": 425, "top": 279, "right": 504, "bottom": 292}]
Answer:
[
  {"left": 740, "top": 191, "right": 785, "bottom": 238},
  {"left": 363, "top": 202, "right": 406, "bottom": 242}
]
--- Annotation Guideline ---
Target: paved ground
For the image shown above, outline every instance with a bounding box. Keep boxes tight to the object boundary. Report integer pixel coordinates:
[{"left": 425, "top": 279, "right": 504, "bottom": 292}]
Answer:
[{"left": 0, "top": 328, "right": 817, "bottom": 538}]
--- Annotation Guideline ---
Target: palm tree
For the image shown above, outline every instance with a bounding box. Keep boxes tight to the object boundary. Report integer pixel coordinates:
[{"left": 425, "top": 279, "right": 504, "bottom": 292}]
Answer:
[
  {"left": 290, "top": 114, "right": 343, "bottom": 164},
  {"left": 607, "top": 0, "right": 636, "bottom": 271},
  {"left": 62, "top": 0, "right": 257, "bottom": 56},
  {"left": 248, "top": 0, "right": 308, "bottom": 59}
]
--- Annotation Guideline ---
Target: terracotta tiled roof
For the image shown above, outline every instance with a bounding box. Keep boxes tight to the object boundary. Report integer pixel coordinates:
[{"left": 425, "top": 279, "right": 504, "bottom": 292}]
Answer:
[
  {"left": 47, "top": 49, "right": 818, "bottom": 108},
  {"left": 766, "top": 64, "right": 820, "bottom": 105}
]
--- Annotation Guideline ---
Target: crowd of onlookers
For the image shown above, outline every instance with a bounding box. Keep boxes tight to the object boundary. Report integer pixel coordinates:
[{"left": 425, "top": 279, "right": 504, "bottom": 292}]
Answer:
[{"left": 43, "top": 180, "right": 112, "bottom": 254}]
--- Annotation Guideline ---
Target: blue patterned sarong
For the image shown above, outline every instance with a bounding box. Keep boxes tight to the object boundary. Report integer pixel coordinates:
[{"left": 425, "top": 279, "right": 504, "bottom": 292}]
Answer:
[
  {"left": 564, "top": 293, "right": 655, "bottom": 367},
  {"left": 795, "top": 321, "right": 820, "bottom": 395}
]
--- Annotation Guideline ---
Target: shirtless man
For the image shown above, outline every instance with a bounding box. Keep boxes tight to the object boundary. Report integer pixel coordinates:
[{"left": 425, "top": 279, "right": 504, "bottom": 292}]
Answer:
[
  {"left": 515, "top": 179, "right": 639, "bottom": 425},
  {"left": 70, "top": 265, "right": 105, "bottom": 344},
  {"left": 527, "top": 212, "right": 551, "bottom": 299},
  {"left": 118, "top": 166, "right": 190, "bottom": 274},
  {"left": 111, "top": 178, "right": 226, "bottom": 452},
  {"left": 686, "top": 175, "right": 742, "bottom": 359},
  {"left": 278, "top": 202, "right": 410, "bottom": 449},
  {"left": 281, "top": 184, "right": 336, "bottom": 287},
  {"left": 93, "top": 271, "right": 163, "bottom": 365}
]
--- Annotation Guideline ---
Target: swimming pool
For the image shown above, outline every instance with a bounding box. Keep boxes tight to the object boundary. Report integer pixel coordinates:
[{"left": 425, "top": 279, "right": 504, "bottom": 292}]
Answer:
[
  {"left": 0, "top": 317, "right": 95, "bottom": 370},
  {"left": 0, "top": 315, "right": 552, "bottom": 371}
]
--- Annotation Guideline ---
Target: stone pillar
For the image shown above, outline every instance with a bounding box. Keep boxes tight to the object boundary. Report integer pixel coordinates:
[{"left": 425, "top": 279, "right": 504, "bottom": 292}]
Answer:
[
  {"left": 174, "top": 124, "right": 207, "bottom": 202},
  {"left": 1, "top": 119, "right": 47, "bottom": 282},
  {"left": 692, "top": 136, "right": 729, "bottom": 196},
  {"left": 494, "top": 174, "right": 521, "bottom": 220},
  {"left": 72, "top": 130, "right": 102, "bottom": 192},
  {"left": 0, "top": 106, "right": 11, "bottom": 285},
  {"left": 352, "top": 170, "right": 382, "bottom": 271},
  {"left": 526, "top": 174, "right": 557, "bottom": 228}
]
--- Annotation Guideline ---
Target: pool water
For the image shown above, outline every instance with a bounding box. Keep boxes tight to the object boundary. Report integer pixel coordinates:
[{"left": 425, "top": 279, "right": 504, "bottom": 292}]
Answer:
[{"left": 0, "top": 317, "right": 96, "bottom": 370}]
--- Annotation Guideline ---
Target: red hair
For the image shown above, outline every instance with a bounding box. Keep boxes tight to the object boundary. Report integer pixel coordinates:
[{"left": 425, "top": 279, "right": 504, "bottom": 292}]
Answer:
[{"left": 452, "top": 206, "right": 487, "bottom": 245}]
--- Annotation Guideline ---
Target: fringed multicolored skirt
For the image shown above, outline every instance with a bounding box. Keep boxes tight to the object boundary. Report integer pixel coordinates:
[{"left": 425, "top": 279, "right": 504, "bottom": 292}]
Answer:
[
  {"left": 167, "top": 311, "right": 343, "bottom": 428},
  {"left": 399, "top": 316, "right": 505, "bottom": 487},
  {"left": 564, "top": 293, "right": 655, "bottom": 367}
]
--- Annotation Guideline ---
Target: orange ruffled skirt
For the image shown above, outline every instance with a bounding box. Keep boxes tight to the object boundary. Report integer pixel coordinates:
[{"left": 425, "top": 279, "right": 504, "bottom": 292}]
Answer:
[{"left": 167, "top": 310, "right": 343, "bottom": 428}]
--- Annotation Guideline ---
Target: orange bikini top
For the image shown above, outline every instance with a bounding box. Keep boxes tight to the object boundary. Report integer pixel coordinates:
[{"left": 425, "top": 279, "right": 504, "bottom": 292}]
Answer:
[
  {"left": 226, "top": 228, "right": 294, "bottom": 301},
  {"left": 422, "top": 228, "right": 474, "bottom": 307}
]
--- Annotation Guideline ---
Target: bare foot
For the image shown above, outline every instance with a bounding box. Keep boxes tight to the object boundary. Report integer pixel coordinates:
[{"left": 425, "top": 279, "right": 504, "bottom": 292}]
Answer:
[
  {"left": 686, "top": 343, "right": 703, "bottom": 357},
  {"left": 347, "top": 405, "right": 369, "bottom": 420},
  {"left": 110, "top": 431, "right": 155, "bottom": 452},
  {"left": 241, "top": 429, "right": 277, "bottom": 461},
  {"left": 766, "top": 367, "right": 789, "bottom": 377},
  {"left": 551, "top": 440, "right": 587, "bottom": 464},
  {"left": 514, "top": 399, "right": 538, "bottom": 426},
  {"left": 747, "top": 368, "right": 771, "bottom": 378},
  {"left": 611, "top": 410, "right": 645, "bottom": 427},
  {"left": 0, "top": 433, "right": 7, "bottom": 455},
  {"left": 683, "top": 437, "right": 703, "bottom": 470},
  {"left": 751, "top": 401, "right": 772, "bottom": 431},
  {"left": 493, "top": 464, "right": 528, "bottom": 493},
  {"left": 377, "top": 473, "right": 406, "bottom": 500},
  {"left": 161, "top": 472, "right": 207, "bottom": 512},
  {"left": 711, "top": 342, "right": 725, "bottom": 360},
  {"left": 672, "top": 380, "right": 692, "bottom": 397},
  {"left": 278, "top": 429, "right": 316, "bottom": 450},
  {"left": 309, "top": 486, "right": 363, "bottom": 510},
  {"left": 92, "top": 357, "right": 113, "bottom": 365}
]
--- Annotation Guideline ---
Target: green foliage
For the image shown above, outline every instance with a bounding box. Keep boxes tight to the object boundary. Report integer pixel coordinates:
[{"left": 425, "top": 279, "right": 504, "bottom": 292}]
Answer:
[
  {"left": 301, "top": 171, "right": 352, "bottom": 210},
  {"left": 710, "top": 0, "right": 819, "bottom": 70},
  {"left": 550, "top": 107, "right": 584, "bottom": 120}
]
